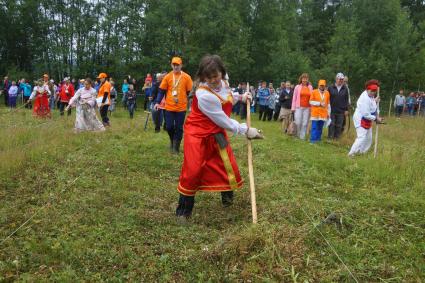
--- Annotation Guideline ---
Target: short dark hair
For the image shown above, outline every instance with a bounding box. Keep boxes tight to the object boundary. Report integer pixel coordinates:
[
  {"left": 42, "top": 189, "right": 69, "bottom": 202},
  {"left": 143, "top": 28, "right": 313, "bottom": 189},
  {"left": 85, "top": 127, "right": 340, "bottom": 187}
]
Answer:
[{"left": 196, "top": 55, "right": 227, "bottom": 82}]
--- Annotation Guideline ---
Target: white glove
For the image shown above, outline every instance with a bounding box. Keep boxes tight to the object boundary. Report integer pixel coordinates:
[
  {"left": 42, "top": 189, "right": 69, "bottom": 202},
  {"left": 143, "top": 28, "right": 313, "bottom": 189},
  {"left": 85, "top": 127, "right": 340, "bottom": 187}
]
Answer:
[
  {"left": 246, "top": 127, "right": 264, "bottom": 139},
  {"left": 242, "top": 92, "right": 252, "bottom": 103}
]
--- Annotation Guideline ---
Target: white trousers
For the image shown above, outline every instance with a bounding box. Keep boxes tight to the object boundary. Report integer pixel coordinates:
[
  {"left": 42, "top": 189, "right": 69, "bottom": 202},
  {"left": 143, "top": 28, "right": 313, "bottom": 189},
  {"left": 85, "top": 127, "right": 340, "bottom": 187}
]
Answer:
[
  {"left": 348, "top": 127, "right": 373, "bottom": 156},
  {"left": 294, "top": 107, "right": 310, "bottom": 140}
]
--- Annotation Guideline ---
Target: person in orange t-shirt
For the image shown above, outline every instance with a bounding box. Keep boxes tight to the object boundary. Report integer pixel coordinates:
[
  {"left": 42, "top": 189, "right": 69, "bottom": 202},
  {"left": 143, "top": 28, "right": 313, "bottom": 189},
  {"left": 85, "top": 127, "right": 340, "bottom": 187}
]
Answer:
[
  {"left": 309, "top": 80, "right": 330, "bottom": 143},
  {"left": 97, "top": 72, "right": 112, "bottom": 126},
  {"left": 291, "top": 73, "right": 313, "bottom": 140},
  {"left": 154, "top": 57, "right": 193, "bottom": 153}
]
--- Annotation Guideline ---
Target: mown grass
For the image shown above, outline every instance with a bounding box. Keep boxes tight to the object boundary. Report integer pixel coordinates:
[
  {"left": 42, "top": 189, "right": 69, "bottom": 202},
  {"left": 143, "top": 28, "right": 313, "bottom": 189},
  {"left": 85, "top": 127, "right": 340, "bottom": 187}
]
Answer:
[{"left": 0, "top": 103, "right": 424, "bottom": 282}]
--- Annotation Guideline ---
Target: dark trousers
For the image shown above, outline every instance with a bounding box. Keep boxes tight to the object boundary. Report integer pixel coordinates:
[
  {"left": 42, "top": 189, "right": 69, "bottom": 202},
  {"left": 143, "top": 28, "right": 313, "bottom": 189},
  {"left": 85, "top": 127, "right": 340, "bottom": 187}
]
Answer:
[
  {"left": 4, "top": 92, "right": 9, "bottom": 106},
  {"left": 23, "top": 96, "right": 31, "bottom": 109},
  {"left": 152, "top": 109, "right": 164, "bottom": 131},
  {"left": 258, "top": 105, "right": 267, "bottom": 121},
  {"left": 165, "top": 110, "right": 186, "bottom": 143},
  {"left": 176, "top": 191, "right": 234, "bottom": 217},
  {"left": 8, "top": 96, "right": 17, "bottom": 108},
  {"left": 273, "top": 104, "right": 280, "bottom": 121},
  {"left": 59, "top": 101, "right": 71, "bottom": 116},
  {"left": 232, "top": 101, "right": 240, "bottom": 115},
  {"left": 267, "top": 107, "right": 274, "bottom": 121},
  {"left": 328, "top": 113, "right": 344, "bottom": 139},
  {"left": 395, "top": 105, "right": 403, "bottom": 117},
  {"left": 239, "top": 102, "right": 247, "bottom": 119},
  {"left": 100, "top": 105, "right": 109, "bottom": 124},
  {"left": 128, "top": 101, "right": 135, "bottom": 118}
]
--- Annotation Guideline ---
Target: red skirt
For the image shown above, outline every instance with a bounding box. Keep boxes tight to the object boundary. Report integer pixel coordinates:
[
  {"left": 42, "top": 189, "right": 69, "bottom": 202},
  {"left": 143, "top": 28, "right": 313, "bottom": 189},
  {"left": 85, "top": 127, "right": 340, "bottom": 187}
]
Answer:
[
  {"left": 178, "top": 133, "right": 243, "bottom": 196},
  {"left": 33, "top": 94, "right": 51, "bottom": 118}
]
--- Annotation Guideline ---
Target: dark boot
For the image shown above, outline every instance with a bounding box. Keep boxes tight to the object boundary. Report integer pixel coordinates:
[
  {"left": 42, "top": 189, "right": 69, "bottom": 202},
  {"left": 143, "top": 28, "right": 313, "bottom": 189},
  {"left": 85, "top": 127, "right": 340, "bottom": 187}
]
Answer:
[
  {"left": 173, "top": 139, "right": 181, "bottom": 154},
  {"left": 176, "top": 194, "right": 194, "bottom": 219},
  {"left": 169, "top": 139, "right": 174, "bottom": 152},
  {"left": 221, "top": 191, "right": 234, "bottom": 207}
]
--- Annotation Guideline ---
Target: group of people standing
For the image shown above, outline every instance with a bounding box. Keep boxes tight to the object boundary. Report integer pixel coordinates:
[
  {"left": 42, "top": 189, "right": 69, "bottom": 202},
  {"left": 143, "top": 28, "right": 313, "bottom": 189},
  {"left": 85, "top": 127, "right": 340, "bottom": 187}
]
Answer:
[{"left": 393, "top": 89, "right": 425, "bottom": 117}]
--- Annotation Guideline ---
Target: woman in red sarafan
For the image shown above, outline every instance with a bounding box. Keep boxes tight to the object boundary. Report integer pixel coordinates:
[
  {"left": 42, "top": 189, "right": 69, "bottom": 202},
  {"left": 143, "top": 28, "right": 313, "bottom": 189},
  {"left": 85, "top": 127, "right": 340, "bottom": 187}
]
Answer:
[
  {"left": 176, "top": 55, "right": 263, "bottom": 221},
  {"left": 29, "top": 79, "right": 51, "bottom": 118}
]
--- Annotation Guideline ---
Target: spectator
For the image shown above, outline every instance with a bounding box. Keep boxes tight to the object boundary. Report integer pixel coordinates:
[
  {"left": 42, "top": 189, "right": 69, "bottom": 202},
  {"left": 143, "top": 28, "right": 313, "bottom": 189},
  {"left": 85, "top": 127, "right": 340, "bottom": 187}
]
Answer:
[
  {"left": 394, "top": 89, "right": 406, "bottom": 117},
  {"left": 257, "top": 81, "right": 270, "bottom": 121},
  {"left": 291, "top": 73, "right": 313, "bottom": 140},
  {"left": 8, "top": 81, "right": 18, "bottom": 108},
  {"left": 309, "top": 80, "right": 330, "bottom": 143},
  {"left": 2, "top": 76, "right": 11, "bottom": 106},
  {"left": 328, "top": 73, "right": 350, "bottom": 140},
  {"left": 122, "top": 79, "right": 129, "bottom": 108},
  {"left": 267, "top": 88, "right": 277, "bottom": 121},
  {"left": 406, "top": 92, "right": 416, "bottom": 116},
  {"left": 279, "top": 81, "right": 293, "bottom": 133},
  {"left": 19, "top": 79, "right": 32, "bottom": 109},
  {"left": 127, "top": 84, "right": 137, "bottom": 118}
]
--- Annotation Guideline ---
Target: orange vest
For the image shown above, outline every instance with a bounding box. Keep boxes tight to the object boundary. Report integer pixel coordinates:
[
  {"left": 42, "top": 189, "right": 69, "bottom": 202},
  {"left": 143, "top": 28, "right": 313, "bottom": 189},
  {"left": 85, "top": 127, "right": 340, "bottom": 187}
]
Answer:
[{"left": 310, "top": 89, "right": 330, "bottom": 119}]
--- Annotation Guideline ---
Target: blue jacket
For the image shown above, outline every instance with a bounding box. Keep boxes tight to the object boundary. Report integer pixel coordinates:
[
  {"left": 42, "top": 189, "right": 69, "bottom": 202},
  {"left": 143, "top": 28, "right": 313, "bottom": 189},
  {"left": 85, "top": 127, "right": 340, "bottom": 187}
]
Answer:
[
  {"left": 122, "top": 83, "right": 129, "bottom": 94},
  {"left": 19, "top": 83, "right": 32, "bottom": 97},
  {"left": 257, "top": 88, "right": 270, "bottom": 106}
]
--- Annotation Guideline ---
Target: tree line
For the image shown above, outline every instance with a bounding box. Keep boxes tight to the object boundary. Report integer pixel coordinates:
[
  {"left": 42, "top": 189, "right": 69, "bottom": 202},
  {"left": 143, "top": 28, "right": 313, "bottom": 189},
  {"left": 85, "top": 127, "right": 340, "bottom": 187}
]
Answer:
[{"left": 1, "top": 0, "right": 424, "bottom": 96}]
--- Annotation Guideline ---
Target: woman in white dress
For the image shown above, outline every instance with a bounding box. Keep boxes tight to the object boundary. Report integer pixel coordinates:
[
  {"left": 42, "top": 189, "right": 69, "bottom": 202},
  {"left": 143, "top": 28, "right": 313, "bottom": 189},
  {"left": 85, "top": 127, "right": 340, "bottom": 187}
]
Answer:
[{"left": 66, "top": 78, "right": 105, "bottom": 133}]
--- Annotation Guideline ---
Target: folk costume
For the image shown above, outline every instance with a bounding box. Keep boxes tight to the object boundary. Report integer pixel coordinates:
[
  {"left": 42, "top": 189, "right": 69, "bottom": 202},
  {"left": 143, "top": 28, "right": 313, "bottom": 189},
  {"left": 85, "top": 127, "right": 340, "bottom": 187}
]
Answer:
[
  {"left": 67, "top": 86, "right": 105, "bottom": 133},
  {"left": 309, "top": 80, "right": 331, "bottom": 143},
  {"left": 59, "top": 81, "right": 75, "bottom": 116},
  {"left": 29, "top": 85, "right": 51, "bottom": 118},
  {"left": 348, "top": 83, "right": 379, "bottom": 156},
  {"left": 176, "top": 80, "right": 250, "bottom": 218}
]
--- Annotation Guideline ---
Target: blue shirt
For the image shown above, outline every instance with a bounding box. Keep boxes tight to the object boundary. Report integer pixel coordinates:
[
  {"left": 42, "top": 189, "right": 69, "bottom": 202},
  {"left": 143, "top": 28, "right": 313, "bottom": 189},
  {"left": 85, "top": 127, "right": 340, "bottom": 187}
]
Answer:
[
  {"left": 19, "top": 83, "right": 32, "bottom": 97},
  {"left": 122, "top": 83, "right": 129, "bottom": 93},
  {"left": 257, "top": 88, "right": 270, "bottom": 106}
]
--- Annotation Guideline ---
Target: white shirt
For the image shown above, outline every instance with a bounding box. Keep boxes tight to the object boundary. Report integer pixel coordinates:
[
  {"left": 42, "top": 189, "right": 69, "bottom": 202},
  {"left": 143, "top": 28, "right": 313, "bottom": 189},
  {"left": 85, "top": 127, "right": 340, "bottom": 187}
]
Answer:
[
  {"left": 69, "top": 87, "right": 97, "bottom": 107},
  {"left": 353, "top": 91, "right": 378, "bottom": 128},
  {"left": 196, "top": 81, "right": 248, "bottom": 135},
  {"left": 30, "top": 85, "right": 51, "bottom": 100}
]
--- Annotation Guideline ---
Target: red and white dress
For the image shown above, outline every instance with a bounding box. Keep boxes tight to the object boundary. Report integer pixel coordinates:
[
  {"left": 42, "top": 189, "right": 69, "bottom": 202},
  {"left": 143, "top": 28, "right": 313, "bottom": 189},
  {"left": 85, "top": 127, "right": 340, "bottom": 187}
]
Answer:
[
  {"left": 178, "top": 81, "right": 248, "bottom": 196},
  {"left": 30, "top": 85, "right": 51, "bottom": 118}
]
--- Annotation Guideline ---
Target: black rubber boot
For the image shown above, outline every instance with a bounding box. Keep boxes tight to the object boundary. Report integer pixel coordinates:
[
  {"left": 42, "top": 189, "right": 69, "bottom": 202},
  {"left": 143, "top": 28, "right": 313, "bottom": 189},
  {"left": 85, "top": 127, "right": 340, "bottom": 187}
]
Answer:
[
  {"left": 173, "top": 139, "right": 181, "bottom": 154},
  {"left": 221, "top": 191, "right": 234, "bottom": 207},
  {"left": 176, "top": 194, "right": 194, "bottom": 225}
]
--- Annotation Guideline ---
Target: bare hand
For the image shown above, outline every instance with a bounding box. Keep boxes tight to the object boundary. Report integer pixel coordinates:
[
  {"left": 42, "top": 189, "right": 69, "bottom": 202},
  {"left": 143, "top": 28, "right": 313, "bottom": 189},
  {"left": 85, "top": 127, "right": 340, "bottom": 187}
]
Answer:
[{"left": 153, "top": 103, "right": 159, "bottom": 111}]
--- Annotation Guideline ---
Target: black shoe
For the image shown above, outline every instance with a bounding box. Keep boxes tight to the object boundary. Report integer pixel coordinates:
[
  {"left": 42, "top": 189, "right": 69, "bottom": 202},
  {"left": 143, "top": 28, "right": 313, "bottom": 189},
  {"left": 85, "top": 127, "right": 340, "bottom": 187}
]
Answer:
[
  {"left": 173, "top": 140, "right": 181, "bottom": 154},
  {"left": 221, "top": 191, "right": 234, "bottom": 207}
]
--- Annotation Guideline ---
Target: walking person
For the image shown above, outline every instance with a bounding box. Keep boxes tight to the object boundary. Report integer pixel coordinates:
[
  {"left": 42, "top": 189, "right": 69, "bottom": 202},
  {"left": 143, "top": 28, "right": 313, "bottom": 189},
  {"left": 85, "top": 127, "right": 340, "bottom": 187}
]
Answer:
[
  {"left": 127, "top": 84, "right": 137, "bottom": 119},
  {"left": 175, "top": 54, "right": 263, "bottom": 221},
  {"left": 59, "top": 77, "right": 75, "bottom": 116},
  {"left": 267, "top": 88, "right": 278, "bottom": 121},
  {"left": 394, "top": 89, "right": 406, "bottom": 117},
  {"left": 348, "top": 81, "right": 383, "bottom": 157},
  {"left": 121, "top": 79, "right": 129, "bottom": 108},
  {"left": 154, "top": 57, "right": 193, "bottom": 154},
  {"left": 328, "top": 73, "right": 350, "bottom": 140},
  {"left": 28, "top": 79, "right": 51, "bottom": 118},
  {"left": 291, "top": 73, "right": 313, "bottom": 140},
  {"left": 65, "top": 78, "right": 105, "bottom": 133},
  {"left": 309, "top": 80, "right": 330, "bottom": 143},
  {"left": 96, "top": 73, "right": 112, "bottom": 127},
  {"left": 279, "top": 81, "right": 293, "bottom": 133}
]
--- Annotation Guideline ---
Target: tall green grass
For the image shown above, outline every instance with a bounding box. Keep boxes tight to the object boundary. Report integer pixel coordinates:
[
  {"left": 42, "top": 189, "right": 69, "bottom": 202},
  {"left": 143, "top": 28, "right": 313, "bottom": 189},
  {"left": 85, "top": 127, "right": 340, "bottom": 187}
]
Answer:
[{"left": 0, "top": 105, "right": 424, "bottom": 282}]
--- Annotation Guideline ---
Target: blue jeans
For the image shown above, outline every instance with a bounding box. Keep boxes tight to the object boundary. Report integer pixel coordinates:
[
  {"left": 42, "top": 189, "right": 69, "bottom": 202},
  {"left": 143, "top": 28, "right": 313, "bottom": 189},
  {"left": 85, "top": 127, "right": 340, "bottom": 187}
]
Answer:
[
  {"left": 165, "top": 110, "right": 186, "bottom": 142},
  {"left": 310, "top": 120, "right": 325, "bottom": 143},
  {"left": 407, "top": 105, "right": 414, "bottom": 116},
  {"left": 128, "top": 102, "right": 135, "bottom": 118}
]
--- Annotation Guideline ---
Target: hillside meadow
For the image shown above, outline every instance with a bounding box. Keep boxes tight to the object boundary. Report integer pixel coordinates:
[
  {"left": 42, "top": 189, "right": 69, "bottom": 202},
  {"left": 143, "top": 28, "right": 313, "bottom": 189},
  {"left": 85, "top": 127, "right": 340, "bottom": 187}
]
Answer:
[{"left": 0, "top": 105, "right": 424, "bottom": 282}]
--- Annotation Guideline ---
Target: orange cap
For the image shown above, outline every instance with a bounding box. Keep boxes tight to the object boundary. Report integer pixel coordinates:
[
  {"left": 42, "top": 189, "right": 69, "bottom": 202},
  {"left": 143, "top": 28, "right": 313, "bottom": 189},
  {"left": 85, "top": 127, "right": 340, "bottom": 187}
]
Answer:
[
  {"left": 97, "top": 73, "right": 108, "bottom": 79},
  {"left": 318, "top": 80, "right": 326, "bottom": 86},
  {"left": 171, "top": 57, "right": 182, "bottom": 65}
]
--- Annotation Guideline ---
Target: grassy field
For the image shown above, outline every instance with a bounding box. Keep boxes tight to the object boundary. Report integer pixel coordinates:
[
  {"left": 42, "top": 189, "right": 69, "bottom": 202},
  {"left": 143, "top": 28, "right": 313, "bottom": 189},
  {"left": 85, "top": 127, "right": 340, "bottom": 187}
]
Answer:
[{"left": 0, "top": 104, "right": 424, "bottom": 282}]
